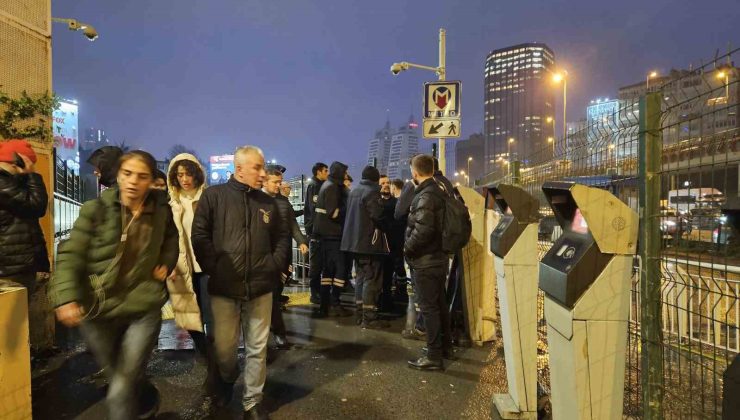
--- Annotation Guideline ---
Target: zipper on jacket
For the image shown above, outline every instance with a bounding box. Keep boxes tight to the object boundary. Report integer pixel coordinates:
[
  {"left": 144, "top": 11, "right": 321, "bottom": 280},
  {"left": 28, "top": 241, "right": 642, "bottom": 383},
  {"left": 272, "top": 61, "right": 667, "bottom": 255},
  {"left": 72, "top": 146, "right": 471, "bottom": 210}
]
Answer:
[{"left": 243, "top": 193, "right": 252, "bottom": 298}]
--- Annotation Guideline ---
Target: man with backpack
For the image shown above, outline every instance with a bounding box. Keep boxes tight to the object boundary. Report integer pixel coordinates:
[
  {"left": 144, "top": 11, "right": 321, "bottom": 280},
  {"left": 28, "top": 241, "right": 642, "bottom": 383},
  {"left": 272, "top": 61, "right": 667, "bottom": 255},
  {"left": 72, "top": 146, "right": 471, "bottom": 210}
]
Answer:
[{"left": 404, "top": 154, "right": 470, "bottom": 371}]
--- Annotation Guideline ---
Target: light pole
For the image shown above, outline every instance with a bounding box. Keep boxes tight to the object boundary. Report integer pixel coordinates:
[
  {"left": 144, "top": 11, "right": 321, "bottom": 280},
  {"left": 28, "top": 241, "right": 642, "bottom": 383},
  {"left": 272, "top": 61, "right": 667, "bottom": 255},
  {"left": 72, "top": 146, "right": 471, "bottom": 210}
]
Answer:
[
  {"left": 552, "top": 71, "right": 568, "bottom": 141},
  {"left": 467, "top": 156, "right": 472, "bottom": 187},
  {"left": 548, "top": 136, "right": 554, "bottom": 156},
  {"left": 717, "top": 70, "right": 730, "bottom": 100},
  {"left": 646, "top": 71, "right": 658, "bottom": 90},
  {"left": 52, "top": 17, "right": 98, "bottom": 41},
  {"left": 390, "top": 28, "right": 448, "bottom": 174}
]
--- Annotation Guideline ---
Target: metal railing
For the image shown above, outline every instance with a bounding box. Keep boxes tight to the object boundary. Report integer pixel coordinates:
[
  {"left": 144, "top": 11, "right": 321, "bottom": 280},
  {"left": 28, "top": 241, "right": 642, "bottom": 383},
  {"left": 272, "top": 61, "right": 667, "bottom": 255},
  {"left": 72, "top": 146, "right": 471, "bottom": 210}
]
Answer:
[
  {"left": 483, "top": 48, "right": 739, "bottom": 418},
  {"left": 53, "top": 151, "right": 83, "bottom": 244}
]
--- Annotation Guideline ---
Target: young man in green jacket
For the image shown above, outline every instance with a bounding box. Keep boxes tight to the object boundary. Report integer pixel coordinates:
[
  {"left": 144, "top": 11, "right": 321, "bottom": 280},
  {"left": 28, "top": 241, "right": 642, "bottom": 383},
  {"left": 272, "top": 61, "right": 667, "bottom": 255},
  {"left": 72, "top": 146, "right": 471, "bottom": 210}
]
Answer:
[{"left": 50, "top": 150, "right": 179, "bottom": 420}]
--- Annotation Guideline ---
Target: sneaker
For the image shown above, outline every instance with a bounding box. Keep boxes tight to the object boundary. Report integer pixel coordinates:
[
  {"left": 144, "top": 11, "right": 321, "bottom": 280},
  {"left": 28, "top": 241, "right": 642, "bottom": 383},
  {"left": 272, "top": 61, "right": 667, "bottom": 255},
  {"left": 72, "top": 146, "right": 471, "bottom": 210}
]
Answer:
[{"left": 401, "top": 328, "right": 427, "bottom": 341}]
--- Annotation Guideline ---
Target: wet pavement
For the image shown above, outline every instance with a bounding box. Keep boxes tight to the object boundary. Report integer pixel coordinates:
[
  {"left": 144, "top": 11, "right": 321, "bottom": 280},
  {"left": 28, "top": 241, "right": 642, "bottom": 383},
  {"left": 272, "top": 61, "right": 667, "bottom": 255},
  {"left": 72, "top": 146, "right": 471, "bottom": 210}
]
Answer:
[{"left": 31, "top": 292, "right": 503, "bottom": 419}]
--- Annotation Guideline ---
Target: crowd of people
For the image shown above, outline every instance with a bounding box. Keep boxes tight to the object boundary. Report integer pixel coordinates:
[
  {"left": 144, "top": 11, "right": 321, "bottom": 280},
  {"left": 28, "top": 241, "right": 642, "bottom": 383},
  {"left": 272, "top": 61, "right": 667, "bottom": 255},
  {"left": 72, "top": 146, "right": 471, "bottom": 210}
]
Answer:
[{"left": 0, "top": 139, "right": 466, "bottom": 420}]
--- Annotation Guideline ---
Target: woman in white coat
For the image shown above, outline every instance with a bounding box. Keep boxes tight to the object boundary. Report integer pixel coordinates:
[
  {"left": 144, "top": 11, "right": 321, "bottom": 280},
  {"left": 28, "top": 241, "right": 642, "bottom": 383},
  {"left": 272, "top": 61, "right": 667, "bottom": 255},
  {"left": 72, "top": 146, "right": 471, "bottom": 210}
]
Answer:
[{"left": 166, "top": 153, "right": 211, "bottom": 356}]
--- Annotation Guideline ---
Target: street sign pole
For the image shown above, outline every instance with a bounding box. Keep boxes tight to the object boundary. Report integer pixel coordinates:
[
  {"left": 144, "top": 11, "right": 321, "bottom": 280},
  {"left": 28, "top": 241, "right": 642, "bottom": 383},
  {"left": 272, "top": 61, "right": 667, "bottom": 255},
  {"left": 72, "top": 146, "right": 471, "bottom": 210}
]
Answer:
[{"left": 438, "top": 28, "right": 446, "bottom": 175}]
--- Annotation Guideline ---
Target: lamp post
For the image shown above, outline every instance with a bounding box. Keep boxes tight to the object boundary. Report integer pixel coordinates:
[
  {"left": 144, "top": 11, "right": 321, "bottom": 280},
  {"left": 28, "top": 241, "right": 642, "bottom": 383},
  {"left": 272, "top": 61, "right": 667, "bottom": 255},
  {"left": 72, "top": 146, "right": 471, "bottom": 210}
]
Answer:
[
  {"left": 646, "top": 71, "right": 658, "bottom": 90},
  {"left": 52, "top": 17, "right": 98, "bottom": 41},
  {"left": 548, "top": 137, "right": 555, "bottom": 156},
  {"left": 467, "top": 156, "right": 472, "bottom": 187},
  {"left": 390, "top": 28, "right": 448, "bottom": 174},
  {"left": 717, "top": 70, "right": 730, "bottom": 100},
  {"left": 552, "top": 71, "right": 568, "bottom": 141}
]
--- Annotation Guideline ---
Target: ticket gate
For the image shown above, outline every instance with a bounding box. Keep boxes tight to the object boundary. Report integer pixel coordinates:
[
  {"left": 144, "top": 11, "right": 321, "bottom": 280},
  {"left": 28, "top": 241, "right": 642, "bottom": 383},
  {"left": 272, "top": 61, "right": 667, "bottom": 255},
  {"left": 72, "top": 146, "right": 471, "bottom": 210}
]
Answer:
[
  {"left": 489, "top": 184, "right": 540, "bottom": 419},
  {"left": 539, "top": 182, "right": 638, "bottom": 420}
]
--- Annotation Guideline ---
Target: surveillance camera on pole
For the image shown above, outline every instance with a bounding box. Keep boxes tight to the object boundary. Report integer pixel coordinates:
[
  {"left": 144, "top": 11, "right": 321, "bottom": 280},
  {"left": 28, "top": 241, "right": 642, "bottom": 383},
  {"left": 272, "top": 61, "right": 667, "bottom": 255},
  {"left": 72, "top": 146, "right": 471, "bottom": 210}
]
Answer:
[{"left": 52, "top": 17, "right": 99, "bottom": 41}]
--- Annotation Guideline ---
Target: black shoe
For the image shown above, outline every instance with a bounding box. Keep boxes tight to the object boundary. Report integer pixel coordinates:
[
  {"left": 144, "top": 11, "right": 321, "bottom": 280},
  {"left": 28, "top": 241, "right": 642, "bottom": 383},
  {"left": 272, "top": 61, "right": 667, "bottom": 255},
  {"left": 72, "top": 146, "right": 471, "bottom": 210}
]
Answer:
[
  {"left": 212, "top": 377, "right": 234, "bottom": 408},
  {"left": 244, "top": 403, "right": 270, "bottom": 420},
  {"left": 274, "top": 335, "right": 291, "bottom": 350},
  {"left": 331, "top": 305, "right": 352, "bottom": 317},
  {"left": 422, "top": 346, "right": 458, "bottom": 361},
  {"left": 138, "top": 381, "right": 160, "bottom": 419},
  {"left": 310, "top": 293, "right": 321, "bottom": 304},
  {"left": 407, "top": 356, "right": 443, "bottom": 371}
]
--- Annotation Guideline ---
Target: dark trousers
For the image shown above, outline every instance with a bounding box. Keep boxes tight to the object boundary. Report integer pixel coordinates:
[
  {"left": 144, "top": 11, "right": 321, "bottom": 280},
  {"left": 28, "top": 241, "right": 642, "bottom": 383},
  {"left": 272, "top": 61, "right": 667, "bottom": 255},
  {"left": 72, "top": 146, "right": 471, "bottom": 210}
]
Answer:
[
  {"left": 354, "top": 255, "right": 384, "bottom": 309},
  {"left": 415, "top": 265, "right": 451, "bottom": 361},
  {"left": 271, "top": 280, "right": 286, "bottom": 336},
  {"left": 309, "top": 239, "right": 322, "bottom": 296},
  {"left": 319, "top": 239, "right": 346, "bottom": 306},
  {"left": 188, "top": 273, "right": 212, "bottom": 359},
  {"left": 380, "top": 256, "right": 394, "bottom": 307}
]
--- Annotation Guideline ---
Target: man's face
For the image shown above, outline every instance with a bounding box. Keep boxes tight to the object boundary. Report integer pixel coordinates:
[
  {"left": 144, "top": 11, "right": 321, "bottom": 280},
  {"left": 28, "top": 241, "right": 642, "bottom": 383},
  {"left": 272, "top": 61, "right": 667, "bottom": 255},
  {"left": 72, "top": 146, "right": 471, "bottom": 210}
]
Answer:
[
  {"left": 391, "top": 184, "right": 402, "bottom": 198},
  {"left": 317, "top": 167, "right": 329, "bottom": 181},
  {"left": 379, "top": 177, "right": 390, "bottom": 195},
  {"left": 280, "top": 182, "right": 291, "bottom": 197},
  {"left": 118, "top": 158, "right": 153, "bottom": 203},
  {"left": 264, "top": 174, "right": 283, "bottom": 195},
  {"left": 235, "top": 151, "right": 266, "bottom": 189},
  {"left": 177, "top": 165, "right": 196, "bottom": 192}
]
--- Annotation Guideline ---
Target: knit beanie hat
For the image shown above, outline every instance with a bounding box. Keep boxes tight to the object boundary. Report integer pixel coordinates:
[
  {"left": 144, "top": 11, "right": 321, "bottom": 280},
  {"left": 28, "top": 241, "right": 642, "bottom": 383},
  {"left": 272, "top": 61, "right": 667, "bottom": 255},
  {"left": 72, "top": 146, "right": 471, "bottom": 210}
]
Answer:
[{"left": 0, "top": 139, "right": 37, "bottom": 163}]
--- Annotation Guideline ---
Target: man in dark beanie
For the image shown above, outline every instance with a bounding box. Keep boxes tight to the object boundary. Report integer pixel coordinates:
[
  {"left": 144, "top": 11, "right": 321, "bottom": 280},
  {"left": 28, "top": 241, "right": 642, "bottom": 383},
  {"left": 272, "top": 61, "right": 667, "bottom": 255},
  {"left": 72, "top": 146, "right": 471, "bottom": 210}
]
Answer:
[
  {"left": 87, "top": 145, "right": 123, "bottom": 189},
  {"left": 341, "top": 165, "right": 390, "bottom": 328}
]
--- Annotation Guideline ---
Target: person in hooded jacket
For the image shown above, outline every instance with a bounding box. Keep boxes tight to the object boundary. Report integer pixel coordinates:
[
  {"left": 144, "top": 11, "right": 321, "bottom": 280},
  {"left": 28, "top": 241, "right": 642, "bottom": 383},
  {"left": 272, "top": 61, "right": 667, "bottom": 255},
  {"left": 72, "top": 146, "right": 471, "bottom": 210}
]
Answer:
[
  {"left": 304, "top": 162, "right": 328, "bottom": 303},
  {"left": 165, "top": 154, "right": 212, "bottom": 361},
  {"left": 340, "top": 166, "right": 390, "bottom": 329},
  {"left": 312, "top": 161, "right": 351, "bottom": 318},
  {"left": 87, "top": 146, "right": 123, "bottom": 190},
  {"left": 0, "top": 140, "right": 49, "bottom": 296},
  {"left": 50, "top": 150, "right": 179, "bottom": 419}
]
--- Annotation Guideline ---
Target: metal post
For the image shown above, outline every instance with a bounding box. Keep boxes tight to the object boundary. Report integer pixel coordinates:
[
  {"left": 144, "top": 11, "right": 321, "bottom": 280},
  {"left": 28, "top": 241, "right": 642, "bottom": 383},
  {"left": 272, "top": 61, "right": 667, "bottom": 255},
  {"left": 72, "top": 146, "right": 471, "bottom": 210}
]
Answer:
[
  {"left": 437, "top": 28, "right": 446, "bottom": 175},
  {"left": 638, "top": 91, "right": 664, "bottom": 419},
  {"left": 562, "top": 79, "right": 567, "bottom": 141}
]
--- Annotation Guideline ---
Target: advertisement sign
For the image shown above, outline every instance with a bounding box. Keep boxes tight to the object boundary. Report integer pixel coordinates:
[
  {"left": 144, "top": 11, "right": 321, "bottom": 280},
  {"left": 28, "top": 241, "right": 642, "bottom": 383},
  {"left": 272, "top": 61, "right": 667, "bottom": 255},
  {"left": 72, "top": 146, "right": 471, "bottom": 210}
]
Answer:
[
  {"left": 209, "top": 154, "right": 234, "bottom": 185},
  {"left": 53, "top": 101, "right": 80, "bottom": 171}
]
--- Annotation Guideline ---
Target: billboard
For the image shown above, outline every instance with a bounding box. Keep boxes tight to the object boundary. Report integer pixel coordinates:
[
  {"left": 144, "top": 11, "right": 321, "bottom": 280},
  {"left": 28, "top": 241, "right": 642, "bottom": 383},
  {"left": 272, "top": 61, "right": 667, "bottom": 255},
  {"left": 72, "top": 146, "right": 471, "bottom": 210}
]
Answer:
[
  {"left": 53, "top": 100, "right": 79, "bottom": 171},
  {"left": 209, "top": 154, "right": 234, "bottom": 185}
]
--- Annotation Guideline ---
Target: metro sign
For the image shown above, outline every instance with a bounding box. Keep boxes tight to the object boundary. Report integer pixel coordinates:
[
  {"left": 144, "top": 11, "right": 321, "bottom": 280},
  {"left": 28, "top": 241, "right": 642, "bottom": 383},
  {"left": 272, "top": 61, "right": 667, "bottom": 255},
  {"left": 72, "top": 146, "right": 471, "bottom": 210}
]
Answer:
[{"left": 424, "top": 81, "right": 461, "bottom": 118}]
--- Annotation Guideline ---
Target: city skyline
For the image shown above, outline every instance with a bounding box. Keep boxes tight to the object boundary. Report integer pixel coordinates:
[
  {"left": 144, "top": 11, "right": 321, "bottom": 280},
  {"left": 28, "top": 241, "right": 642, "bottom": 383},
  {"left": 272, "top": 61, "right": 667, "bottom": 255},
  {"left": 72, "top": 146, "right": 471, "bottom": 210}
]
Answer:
[{"left": 51, "top": 0, "right": 738, "bottom": 177}]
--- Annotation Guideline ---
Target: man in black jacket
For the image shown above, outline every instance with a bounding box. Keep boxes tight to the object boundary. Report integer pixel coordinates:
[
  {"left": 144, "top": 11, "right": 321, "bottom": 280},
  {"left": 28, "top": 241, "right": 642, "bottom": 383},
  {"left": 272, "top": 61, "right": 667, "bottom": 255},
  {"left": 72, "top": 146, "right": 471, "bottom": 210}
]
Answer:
[
  {"left": 405, "top": 154, "right": 452, "bottom": 371},
  {"left": 0, "top": 140, "right": 49, "bottom": 297},
  {"left": 264, "top": 166, "right": 308, "bottom": 349},
  {"left": 304, "top": 162, "right": 328, "bottom": 304},
  {"left": 192, "top": 146, "right": 290, "bottom": 419},
  {"left": 378, "top": 175, "right": 402, "bottom": 312},
  {"left": 341, "top": 166, "right": 390, "bottom": 329},
  {"left": 312, "top": 161, "right": 350, "bottom": 318}
]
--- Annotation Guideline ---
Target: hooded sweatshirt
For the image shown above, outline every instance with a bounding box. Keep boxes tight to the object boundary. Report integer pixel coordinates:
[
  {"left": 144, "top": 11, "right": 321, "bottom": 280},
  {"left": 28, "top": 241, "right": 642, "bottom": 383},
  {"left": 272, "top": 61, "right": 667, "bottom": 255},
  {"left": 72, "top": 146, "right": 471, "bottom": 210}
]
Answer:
[
  {"left": 313, "top": 161, "right": 348, "bottom": 240},
  {"left": 86, "top": 146, "right": 123, "bottom": 188},
  {"left": 167, "top": 153, "right": 207, "bottom": 274}
]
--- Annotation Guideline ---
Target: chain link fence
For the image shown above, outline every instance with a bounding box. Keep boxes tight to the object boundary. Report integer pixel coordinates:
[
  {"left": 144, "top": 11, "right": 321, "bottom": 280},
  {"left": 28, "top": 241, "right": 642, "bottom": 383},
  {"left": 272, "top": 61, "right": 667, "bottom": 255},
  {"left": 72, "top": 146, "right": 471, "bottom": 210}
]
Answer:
[{"left": 480, "top": 47, "right": 739, "bottom": 418}]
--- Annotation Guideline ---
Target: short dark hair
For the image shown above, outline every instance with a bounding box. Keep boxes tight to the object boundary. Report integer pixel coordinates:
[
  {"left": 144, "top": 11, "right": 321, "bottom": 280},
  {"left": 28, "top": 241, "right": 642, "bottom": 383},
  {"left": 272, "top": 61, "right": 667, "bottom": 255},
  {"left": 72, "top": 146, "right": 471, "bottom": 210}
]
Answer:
[
  {"left": 119, "top": 150, "right": 157, "bottom": 178},
  {"left": 266, "top": 166, "right": 284, "bottom": 177},
  {"left": 312, "top": 162, "right": 328, "bottom": 176},
  {"left": 391, "top": 179, "right": 404, "bottom": 190},
  {"left": 168, "top": 159, "right": 204, "bottom": 190},
  {"left": 155, "top": 170, "right": 167, "bottom": 181},
  {"left": 379, "top": 174, "right": 389, "bottom": 179},
  {"left": 411, "top": 154, "right": 434, "bottom": 177}
]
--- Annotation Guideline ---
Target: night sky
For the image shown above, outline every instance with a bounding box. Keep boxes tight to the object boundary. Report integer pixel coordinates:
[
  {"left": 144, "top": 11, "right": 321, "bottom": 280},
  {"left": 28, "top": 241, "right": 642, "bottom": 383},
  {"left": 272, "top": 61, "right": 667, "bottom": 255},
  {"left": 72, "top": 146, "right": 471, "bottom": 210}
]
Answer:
[{"left": 51, "top": 0, "right": 738, "bottom": 177}]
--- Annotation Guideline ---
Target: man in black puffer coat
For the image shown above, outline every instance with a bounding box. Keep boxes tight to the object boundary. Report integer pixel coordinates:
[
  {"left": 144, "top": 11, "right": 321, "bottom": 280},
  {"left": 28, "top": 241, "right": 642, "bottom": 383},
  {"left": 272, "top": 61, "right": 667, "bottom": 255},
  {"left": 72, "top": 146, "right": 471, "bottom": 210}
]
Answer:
[
  {"left": 404, "top": 154, "right": 452, "bottom": 371},
  {"left": 192, "top": 146, "right": 290, "bottom": 418},
  {"left": 312, "top": 161, "right": 350, "bottom": 318},
  {"left": 341, "top": 166, "right": 390, "bottom": 329},
  {"left": 303, "top": 162, "right": 328, "bottom": 303},
  {"left": 0, "top": 140, "right": 49, "bottom": 297}
]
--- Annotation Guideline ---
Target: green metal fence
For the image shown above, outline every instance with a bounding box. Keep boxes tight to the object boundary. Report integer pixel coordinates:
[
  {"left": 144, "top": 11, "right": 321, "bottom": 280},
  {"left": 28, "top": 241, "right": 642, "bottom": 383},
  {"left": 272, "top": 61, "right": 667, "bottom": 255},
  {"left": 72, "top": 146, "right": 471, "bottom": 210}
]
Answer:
[{"left": 480, "top": 47, "right": 739, "bottom": 418}]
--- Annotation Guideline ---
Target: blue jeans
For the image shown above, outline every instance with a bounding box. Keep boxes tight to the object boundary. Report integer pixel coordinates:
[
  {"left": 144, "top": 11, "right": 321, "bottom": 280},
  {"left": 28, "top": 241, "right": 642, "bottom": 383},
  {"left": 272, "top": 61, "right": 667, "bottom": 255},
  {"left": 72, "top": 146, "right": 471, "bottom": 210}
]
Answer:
[{"left": 80, "top": 310, "right": 162, "bottom": 420}]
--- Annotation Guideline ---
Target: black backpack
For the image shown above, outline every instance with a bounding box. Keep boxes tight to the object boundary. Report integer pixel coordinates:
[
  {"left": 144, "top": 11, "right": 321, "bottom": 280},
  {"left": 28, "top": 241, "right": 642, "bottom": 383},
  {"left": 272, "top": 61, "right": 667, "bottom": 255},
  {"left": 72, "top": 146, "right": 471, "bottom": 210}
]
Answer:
[{"left": 435, "top": 180, "right": 472, "bottom": 254}]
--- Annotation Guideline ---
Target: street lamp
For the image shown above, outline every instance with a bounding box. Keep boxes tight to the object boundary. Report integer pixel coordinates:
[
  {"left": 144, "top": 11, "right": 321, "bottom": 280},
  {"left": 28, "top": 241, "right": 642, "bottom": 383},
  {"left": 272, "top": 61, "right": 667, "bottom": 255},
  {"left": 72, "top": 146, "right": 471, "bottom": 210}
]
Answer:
[
  {"left": 717, "top": 70, "right": 730, "bottom": 100},
  {"left": 390, "top": 28, "right": 448, "bottom": 174},
  {"left": 467, "top": 156, "right": 472, "bottom": 187},
  {"left": 552, "top": 71, "right": 568, "bottom": 141},
  {"left": 646, "top": 71, "right": 658, "bottom": 89},
  {"left": 548, "top": 136, "right": 555, "bottom": 156},
  {"left": 52, "top": 17, "right": 98, "bottom": 41}
]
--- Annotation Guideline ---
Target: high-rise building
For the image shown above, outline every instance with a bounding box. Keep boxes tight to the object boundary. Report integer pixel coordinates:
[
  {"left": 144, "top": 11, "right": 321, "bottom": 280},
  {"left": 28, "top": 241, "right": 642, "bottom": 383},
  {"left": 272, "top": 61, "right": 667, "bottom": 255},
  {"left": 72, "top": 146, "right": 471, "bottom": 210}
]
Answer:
[
  {"left": 387, "top": 116, "right": 420, "bottom": 181},
  {"left": 484, "top": 43, "right": 556, "bottom": 174},
  {"left": 81, "top": 127, "right": 109, "bottom": 151},
  {"left": 366, "top": 120, "right": 393, "bottom": 175},
  {"left": 455, "top": 133, "right": 485, "bottom": 186}
]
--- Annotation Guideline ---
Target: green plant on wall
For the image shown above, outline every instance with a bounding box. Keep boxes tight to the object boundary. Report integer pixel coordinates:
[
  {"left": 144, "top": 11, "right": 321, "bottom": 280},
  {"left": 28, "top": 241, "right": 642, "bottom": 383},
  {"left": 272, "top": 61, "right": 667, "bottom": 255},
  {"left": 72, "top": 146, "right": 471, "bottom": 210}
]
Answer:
[{"left": 0, "top": 89, "right": 59, "bottom": 142}]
